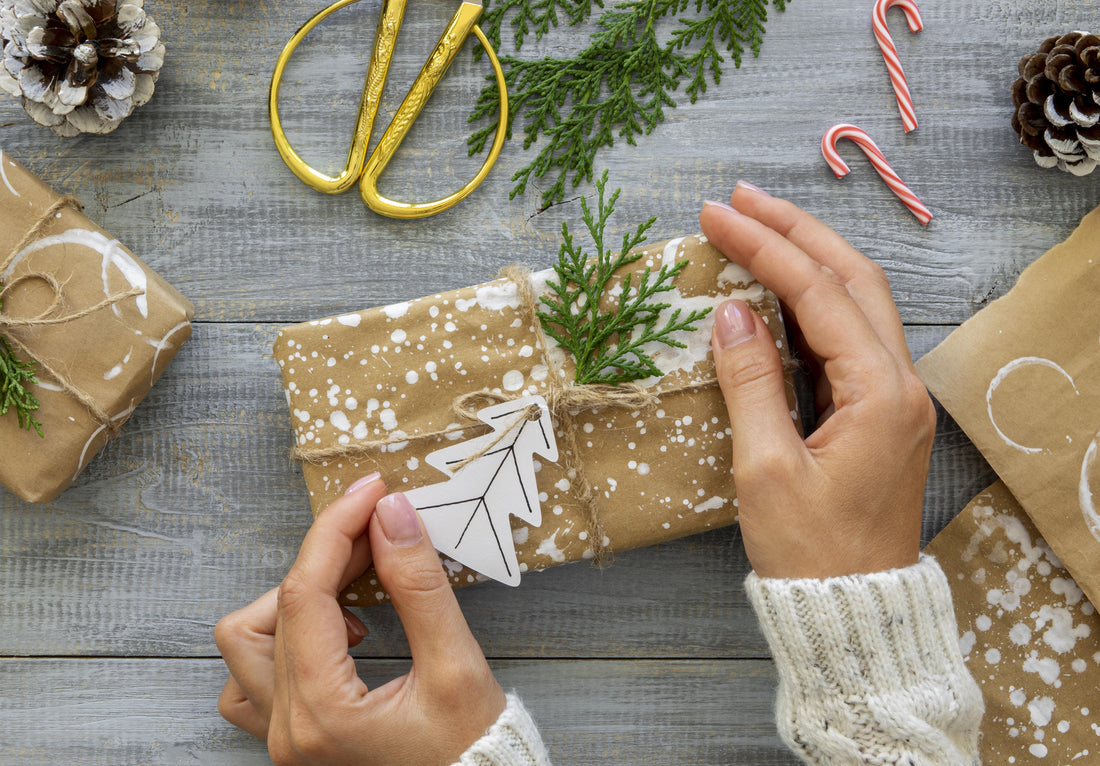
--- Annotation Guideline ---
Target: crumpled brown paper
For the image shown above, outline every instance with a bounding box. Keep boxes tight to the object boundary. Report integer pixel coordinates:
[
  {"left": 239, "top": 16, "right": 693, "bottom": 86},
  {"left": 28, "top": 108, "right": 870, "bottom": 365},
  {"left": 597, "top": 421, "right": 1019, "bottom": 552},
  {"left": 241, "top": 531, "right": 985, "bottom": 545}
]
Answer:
[
  {"left": 0, "top": 152, "right": 194, "bottom": 503},
  {"left": 917, "top": 205, "right": 1100, "bottom": 609},
  {"left": 274, "top": 234, "right": 797, "bottom": 604},
  {"left": 926, "top": 481, "right": 1099, "bottom": 764}
]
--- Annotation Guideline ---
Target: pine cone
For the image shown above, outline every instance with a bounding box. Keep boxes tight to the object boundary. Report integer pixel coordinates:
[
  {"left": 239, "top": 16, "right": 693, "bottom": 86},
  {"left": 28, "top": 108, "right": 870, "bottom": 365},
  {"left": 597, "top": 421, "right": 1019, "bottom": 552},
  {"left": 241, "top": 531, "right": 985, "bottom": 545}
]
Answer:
[
  {"left": 1012, "top": 32, "right": 1100, "bottom": 176},
  {"left": 0, "top": 0, "right": 164, "bottom": 137}
]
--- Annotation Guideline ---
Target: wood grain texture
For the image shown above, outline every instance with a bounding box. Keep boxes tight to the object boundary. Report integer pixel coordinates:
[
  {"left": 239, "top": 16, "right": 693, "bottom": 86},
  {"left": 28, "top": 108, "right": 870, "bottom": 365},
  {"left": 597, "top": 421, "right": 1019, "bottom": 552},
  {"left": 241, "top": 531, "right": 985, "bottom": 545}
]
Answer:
[
  {"left": 0, "top": 325, "right": 984, "bottom": 659},
  {"left": 0, "top": 659, "right": 799, "bottom": 766},
  {"left": 0, "top": 0, "right": 1096, "bottom": 325},
  {"left": 0, "top": 0, "right": 1089, "bottom": 761}
]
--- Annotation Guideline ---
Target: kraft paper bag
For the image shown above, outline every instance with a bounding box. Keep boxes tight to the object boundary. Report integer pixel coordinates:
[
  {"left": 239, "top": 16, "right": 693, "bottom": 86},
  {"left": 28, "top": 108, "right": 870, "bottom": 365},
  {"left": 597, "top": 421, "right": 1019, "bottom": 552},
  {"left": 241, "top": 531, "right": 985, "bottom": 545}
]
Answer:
[{"left": 917, "top": 205, "right": 1100, "bottom": 608}]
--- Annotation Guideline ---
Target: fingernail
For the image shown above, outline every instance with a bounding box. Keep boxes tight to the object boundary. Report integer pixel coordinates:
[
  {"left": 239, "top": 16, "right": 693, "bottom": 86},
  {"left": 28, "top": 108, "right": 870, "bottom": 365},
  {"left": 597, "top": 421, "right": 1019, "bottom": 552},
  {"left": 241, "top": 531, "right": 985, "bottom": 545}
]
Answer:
[
  {"left": 344, "top": 473, "right": 381, "bottom": 496},
  {"left": 703, "top": 199, "right": 740, "bottom": 215},
  {"left": 715, "top": 300, "right": 756, "bottom": 348},
  {"left": 376, "top": 493, "right": 422, "bottom": 547},
  {"left": 344, "top": 611, "right": 368, "bottom": 639},
  {"left": 736, "top": 180, "right": 770, "bottom": 196}
]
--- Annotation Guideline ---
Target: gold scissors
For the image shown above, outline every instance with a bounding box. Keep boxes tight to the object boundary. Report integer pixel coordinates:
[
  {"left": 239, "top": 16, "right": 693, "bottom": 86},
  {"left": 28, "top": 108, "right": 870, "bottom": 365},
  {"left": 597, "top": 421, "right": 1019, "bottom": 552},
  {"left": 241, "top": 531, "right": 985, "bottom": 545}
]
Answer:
[{"left": 269, "top": 0, "right": 508, "bottom": 219}]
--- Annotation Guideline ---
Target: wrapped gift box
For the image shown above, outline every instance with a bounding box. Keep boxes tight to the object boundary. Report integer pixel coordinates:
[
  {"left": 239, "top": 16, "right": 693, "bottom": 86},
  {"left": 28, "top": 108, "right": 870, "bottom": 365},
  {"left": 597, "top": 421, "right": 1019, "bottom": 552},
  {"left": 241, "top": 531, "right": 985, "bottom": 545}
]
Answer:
[
  {"left": 274, "top": 234, "right": 797, "bottom": 603},
  {"left": 0, "top": 151, "right": 193, "bottom": 503}
]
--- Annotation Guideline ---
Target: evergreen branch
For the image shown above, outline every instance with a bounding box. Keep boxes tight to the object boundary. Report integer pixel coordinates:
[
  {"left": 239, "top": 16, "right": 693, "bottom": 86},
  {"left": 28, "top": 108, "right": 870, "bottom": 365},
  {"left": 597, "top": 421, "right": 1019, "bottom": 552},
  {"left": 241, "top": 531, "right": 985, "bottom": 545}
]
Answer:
[
  {"left": 536, "top": 171, "right": 710, "bottom": 385},
  {"left": 479, "top": 0, "right": 602, "bottom": 53},
  {"left": 0, "top": 281, "right": 44, "bottom": 437},
  {"left": 470, "top": 0, "right": 790, "bottom": 207}
]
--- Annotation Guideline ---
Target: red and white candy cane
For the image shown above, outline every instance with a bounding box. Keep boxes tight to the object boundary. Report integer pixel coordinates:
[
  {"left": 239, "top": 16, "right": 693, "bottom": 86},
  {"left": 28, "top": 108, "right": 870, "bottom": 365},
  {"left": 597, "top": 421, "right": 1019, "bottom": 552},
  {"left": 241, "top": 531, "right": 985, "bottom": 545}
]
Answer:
[
  {"left": 873, "top": 0, "right": 923, "bottom": 132},
  {"left": 822, "top": 124, "right": 932, "bottom": 225}
]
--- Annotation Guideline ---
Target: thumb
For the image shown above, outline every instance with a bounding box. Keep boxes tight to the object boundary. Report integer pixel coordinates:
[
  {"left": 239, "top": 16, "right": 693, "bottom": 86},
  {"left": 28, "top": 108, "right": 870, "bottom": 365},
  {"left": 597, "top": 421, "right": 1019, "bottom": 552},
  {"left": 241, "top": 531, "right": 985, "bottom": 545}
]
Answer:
[
  {"left": 712, "top": 300, "right": 803, "bottom": 469},
  {"left": 369, "top": 492, "right": 485, "bottom": 670}
]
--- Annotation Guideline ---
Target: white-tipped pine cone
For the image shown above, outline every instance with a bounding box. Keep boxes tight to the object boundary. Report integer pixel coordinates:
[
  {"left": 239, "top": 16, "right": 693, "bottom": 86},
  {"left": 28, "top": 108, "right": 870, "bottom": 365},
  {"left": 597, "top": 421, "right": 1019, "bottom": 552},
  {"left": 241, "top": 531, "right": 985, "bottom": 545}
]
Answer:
[
  {"left": 1011, "top": 31, "right": 1100, "bottom": 176},
  {"left": 0, "top": 0, "right": 164, "bottom": 136}
]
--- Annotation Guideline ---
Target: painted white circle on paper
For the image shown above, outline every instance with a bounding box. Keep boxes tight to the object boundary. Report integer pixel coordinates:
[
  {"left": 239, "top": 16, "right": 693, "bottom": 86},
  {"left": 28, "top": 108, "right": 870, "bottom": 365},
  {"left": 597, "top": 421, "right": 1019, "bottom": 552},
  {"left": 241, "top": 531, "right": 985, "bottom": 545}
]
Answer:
[
  {"left": 986, "top": 356, "right": 1078, "bottom": 455},
  {"left": 1078, "top": 434, "right": 1100, "bottom": 543}
]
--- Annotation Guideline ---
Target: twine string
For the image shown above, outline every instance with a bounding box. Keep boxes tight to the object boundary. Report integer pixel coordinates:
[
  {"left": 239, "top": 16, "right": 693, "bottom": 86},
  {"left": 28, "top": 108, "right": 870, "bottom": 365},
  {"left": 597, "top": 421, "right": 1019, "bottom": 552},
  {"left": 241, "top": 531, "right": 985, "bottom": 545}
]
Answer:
[
  {"left": 0, "top": 197, "right": 82, "bottom": 275},
  {"left": 447, "top": 402, "right": 543, "bottom": 474}
]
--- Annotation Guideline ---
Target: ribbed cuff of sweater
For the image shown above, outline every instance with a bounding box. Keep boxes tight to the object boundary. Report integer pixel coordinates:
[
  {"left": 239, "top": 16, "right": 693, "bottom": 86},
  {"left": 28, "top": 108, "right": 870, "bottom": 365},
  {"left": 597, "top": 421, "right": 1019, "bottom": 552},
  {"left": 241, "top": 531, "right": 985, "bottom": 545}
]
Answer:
[
  {"left": 453, "top": 693, "right": 552, "bottom": 766},
  {"left": 745, "top": 554, "right": 983, "bottom": 765}
]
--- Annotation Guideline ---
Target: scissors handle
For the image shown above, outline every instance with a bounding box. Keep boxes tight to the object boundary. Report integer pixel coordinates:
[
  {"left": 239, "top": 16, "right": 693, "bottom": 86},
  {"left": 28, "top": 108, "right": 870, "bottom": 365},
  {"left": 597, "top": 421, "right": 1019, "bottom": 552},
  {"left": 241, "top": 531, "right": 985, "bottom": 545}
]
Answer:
[
  {"left": 270, "top": 0, "right": 407, "bottom": 195},
  {"left": 359, "top": 5, "right": 508, "bottom": 219},
  {"left": 269, "top": 0, "right": 508, "bottom": 219}
]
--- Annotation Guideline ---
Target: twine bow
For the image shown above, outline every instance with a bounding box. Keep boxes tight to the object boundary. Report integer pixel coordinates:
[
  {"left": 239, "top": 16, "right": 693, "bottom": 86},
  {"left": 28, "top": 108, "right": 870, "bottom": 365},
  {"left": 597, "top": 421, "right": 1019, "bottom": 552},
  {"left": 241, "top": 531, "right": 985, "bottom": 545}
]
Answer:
[
  {"left": 0, "top": 196, "right": 145, "bottom": 437},
  {"left": 293, "top": 264, "right": 730, "bottom": 567}
]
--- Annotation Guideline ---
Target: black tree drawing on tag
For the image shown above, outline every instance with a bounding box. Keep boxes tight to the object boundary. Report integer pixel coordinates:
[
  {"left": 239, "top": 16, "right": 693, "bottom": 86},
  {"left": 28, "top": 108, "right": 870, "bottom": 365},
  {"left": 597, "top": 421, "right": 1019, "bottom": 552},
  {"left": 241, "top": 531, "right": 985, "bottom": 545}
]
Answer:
[{"left": 407, "top": 396, "right": 559, "bottom": 586}]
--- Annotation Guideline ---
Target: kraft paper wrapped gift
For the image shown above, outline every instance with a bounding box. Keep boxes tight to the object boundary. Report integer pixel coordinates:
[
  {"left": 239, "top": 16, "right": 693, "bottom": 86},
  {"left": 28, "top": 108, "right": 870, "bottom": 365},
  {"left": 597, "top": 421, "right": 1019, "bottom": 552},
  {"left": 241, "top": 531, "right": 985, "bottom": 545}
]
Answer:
[
  {"left": 274, "top": 234, "right": 798, "bottom": 603},
  {"left": 926, "top": 481, "right": 1099, "bottom": 764},
  {"left": 916, "top": 204, "right": 1100, "bottom": 609},
  {"left": 0, "top": 152, "right": 193, "bottom": 503}
]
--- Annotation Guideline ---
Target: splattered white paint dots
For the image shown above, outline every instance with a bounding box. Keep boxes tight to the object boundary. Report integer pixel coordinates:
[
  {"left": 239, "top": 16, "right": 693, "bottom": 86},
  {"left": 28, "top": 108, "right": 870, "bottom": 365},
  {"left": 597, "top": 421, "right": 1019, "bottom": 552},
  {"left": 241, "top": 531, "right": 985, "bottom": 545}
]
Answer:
[
  {"left": 383, "top": 302, "right": 410, "bottom": 318},
  {"left": 502, "top": 370, "right": 524, "bottom": 391}
]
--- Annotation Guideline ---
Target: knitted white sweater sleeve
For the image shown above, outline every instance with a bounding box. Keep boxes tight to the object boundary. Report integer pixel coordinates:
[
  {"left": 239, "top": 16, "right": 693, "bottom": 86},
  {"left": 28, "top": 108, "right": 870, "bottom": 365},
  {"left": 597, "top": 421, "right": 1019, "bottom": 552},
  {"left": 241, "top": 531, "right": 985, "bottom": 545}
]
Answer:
[
  {"left": 453, "top": 693, "right": 552, "bottom": 766},
  {"left": 745, "top": 554, "right": 985, "bottom": 765}
]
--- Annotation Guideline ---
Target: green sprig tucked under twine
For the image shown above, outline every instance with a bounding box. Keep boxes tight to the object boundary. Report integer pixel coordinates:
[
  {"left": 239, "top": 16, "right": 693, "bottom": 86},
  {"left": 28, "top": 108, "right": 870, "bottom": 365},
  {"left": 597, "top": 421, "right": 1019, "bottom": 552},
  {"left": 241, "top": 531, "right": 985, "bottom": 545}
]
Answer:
[
  {"left": 537, "top": 170, "right": 710, "bottom": 385},
  {"left": 0, "top": 280, "right": 43, "bottom": 437},
  {"left": 469, "top": 0, "right": 790, "bottom": 208}
]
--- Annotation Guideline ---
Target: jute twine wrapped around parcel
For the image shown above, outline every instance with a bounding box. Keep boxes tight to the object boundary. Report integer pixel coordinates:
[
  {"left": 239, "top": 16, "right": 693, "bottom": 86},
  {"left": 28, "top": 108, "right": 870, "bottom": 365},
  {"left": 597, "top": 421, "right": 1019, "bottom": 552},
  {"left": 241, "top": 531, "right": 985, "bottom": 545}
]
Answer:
[
  {"left": 292, "top": 265, "right": 728, "bottom": 566},
  {"left": 0, "top": 197, "right": 145, "bottom": 438}
]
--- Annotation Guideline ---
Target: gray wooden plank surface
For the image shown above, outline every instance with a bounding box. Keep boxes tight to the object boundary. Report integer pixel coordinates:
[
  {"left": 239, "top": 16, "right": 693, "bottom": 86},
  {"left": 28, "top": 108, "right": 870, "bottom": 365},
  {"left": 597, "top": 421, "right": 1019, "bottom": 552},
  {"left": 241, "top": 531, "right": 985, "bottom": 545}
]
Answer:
[
  {"left": 0, "top": 325, "right": 988, "bottom": 659},
  {"left": 0, "top": 0, "right": 1092, "bottom": 761},
  {"left": 0, "top": 0, "right": 1096, "bottom": 325},
  {"left": 0, "top": 659, "right": 799, "bottom": 766}
]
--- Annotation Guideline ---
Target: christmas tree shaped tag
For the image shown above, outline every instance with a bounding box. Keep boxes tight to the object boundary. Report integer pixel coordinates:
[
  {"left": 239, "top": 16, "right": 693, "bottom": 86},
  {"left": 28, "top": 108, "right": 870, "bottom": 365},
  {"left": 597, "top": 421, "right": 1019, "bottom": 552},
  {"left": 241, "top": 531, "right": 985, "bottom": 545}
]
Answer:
[{"left": 405, "top": 395, "right": 558, "bottom": 586}]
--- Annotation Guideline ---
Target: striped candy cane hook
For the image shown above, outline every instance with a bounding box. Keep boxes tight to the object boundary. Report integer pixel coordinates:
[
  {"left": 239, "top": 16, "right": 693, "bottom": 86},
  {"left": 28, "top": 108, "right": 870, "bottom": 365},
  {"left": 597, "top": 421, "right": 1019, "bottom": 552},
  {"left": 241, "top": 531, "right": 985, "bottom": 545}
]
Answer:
[
  {"left": 873, "top": 0, "right": 923, "bottom": 132},
  {"left": 822, "top": 124, "right": 932, "bottom": 225}
]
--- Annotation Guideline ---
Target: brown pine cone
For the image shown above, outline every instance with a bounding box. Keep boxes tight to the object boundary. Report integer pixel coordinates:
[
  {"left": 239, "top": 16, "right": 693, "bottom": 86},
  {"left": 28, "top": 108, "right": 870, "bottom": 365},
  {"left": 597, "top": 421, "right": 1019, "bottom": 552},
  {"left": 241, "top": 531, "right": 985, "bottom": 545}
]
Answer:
[
  {"left": 0, "top": 0, "right": 164, "bottom": 137},
  {"left": 1011, "top": 31, "right": 1100, "bottom": 176}
]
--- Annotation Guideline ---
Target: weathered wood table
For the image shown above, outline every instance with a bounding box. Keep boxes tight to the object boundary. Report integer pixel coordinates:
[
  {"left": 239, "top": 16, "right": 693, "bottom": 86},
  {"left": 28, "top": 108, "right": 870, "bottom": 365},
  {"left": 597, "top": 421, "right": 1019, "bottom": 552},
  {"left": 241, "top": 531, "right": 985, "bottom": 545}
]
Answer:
[{"left": 2, "top": 0, "right": 1098, "bottom": 763}]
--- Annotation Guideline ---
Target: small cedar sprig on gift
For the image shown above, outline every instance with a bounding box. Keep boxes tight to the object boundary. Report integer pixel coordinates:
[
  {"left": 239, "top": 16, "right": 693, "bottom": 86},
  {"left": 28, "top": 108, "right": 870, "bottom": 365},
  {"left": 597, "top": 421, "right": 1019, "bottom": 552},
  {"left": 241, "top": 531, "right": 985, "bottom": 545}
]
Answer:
[
  {"left": 0, "top": 282, "right": 43, "bottom": 437},
  {"left": 538, "top": 171, "right": 710, "bottom": 385}
]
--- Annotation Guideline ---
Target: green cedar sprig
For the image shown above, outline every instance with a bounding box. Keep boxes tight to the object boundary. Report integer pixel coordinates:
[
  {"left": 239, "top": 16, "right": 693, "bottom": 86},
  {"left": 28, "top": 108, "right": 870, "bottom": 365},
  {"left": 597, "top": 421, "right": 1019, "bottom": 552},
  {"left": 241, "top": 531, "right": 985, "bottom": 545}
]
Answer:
[
  {"left": 537, "top": 171, "right": 710, "bottom": 385},
  {"left": 469, "top": 0, "right": 790, "bottom": 208},
  {"left": 0, "top": 281, "right": 43, "bottom": 437}
]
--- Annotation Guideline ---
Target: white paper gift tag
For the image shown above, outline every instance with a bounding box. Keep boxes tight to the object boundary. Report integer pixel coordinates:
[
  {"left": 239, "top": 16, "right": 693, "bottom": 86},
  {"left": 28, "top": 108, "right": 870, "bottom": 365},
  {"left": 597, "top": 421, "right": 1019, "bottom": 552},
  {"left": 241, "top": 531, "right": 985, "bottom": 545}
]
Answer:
[{"left": 404, "top": 395, "right": 558, "bottom": 586}]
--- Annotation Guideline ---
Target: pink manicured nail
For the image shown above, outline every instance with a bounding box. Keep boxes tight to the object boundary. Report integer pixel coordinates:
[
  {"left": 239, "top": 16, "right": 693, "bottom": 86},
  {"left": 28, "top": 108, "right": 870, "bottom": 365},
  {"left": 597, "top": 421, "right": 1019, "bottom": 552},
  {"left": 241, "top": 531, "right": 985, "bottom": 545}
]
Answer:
[
  {"left": 703, "top": 199, "right": 740, "bottom": 215},
  {"left": 715, "top": 300, "right": 756, "bottom": 348},
  {"left": 344, "top": 473, "right": 381, "bottom": 495},
  {"left": 376, "top": 493, "right": 422, "bottom": 547},
  {"left": 343, "top": 611, "right": 368, "bottom": 639},
  {"left": 736, "top": 180, "right": 770, "bottom": 197}
]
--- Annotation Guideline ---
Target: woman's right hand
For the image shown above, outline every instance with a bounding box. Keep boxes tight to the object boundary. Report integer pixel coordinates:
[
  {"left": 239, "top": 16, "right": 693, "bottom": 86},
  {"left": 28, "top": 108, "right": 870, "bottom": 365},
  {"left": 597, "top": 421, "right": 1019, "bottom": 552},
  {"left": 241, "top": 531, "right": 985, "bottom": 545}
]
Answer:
[
  {"left": 215, "top": 478, "right": 506, "bottom": 765},
  {"left": 700, "top": 183, "right": 936, "bottom": 580}
]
